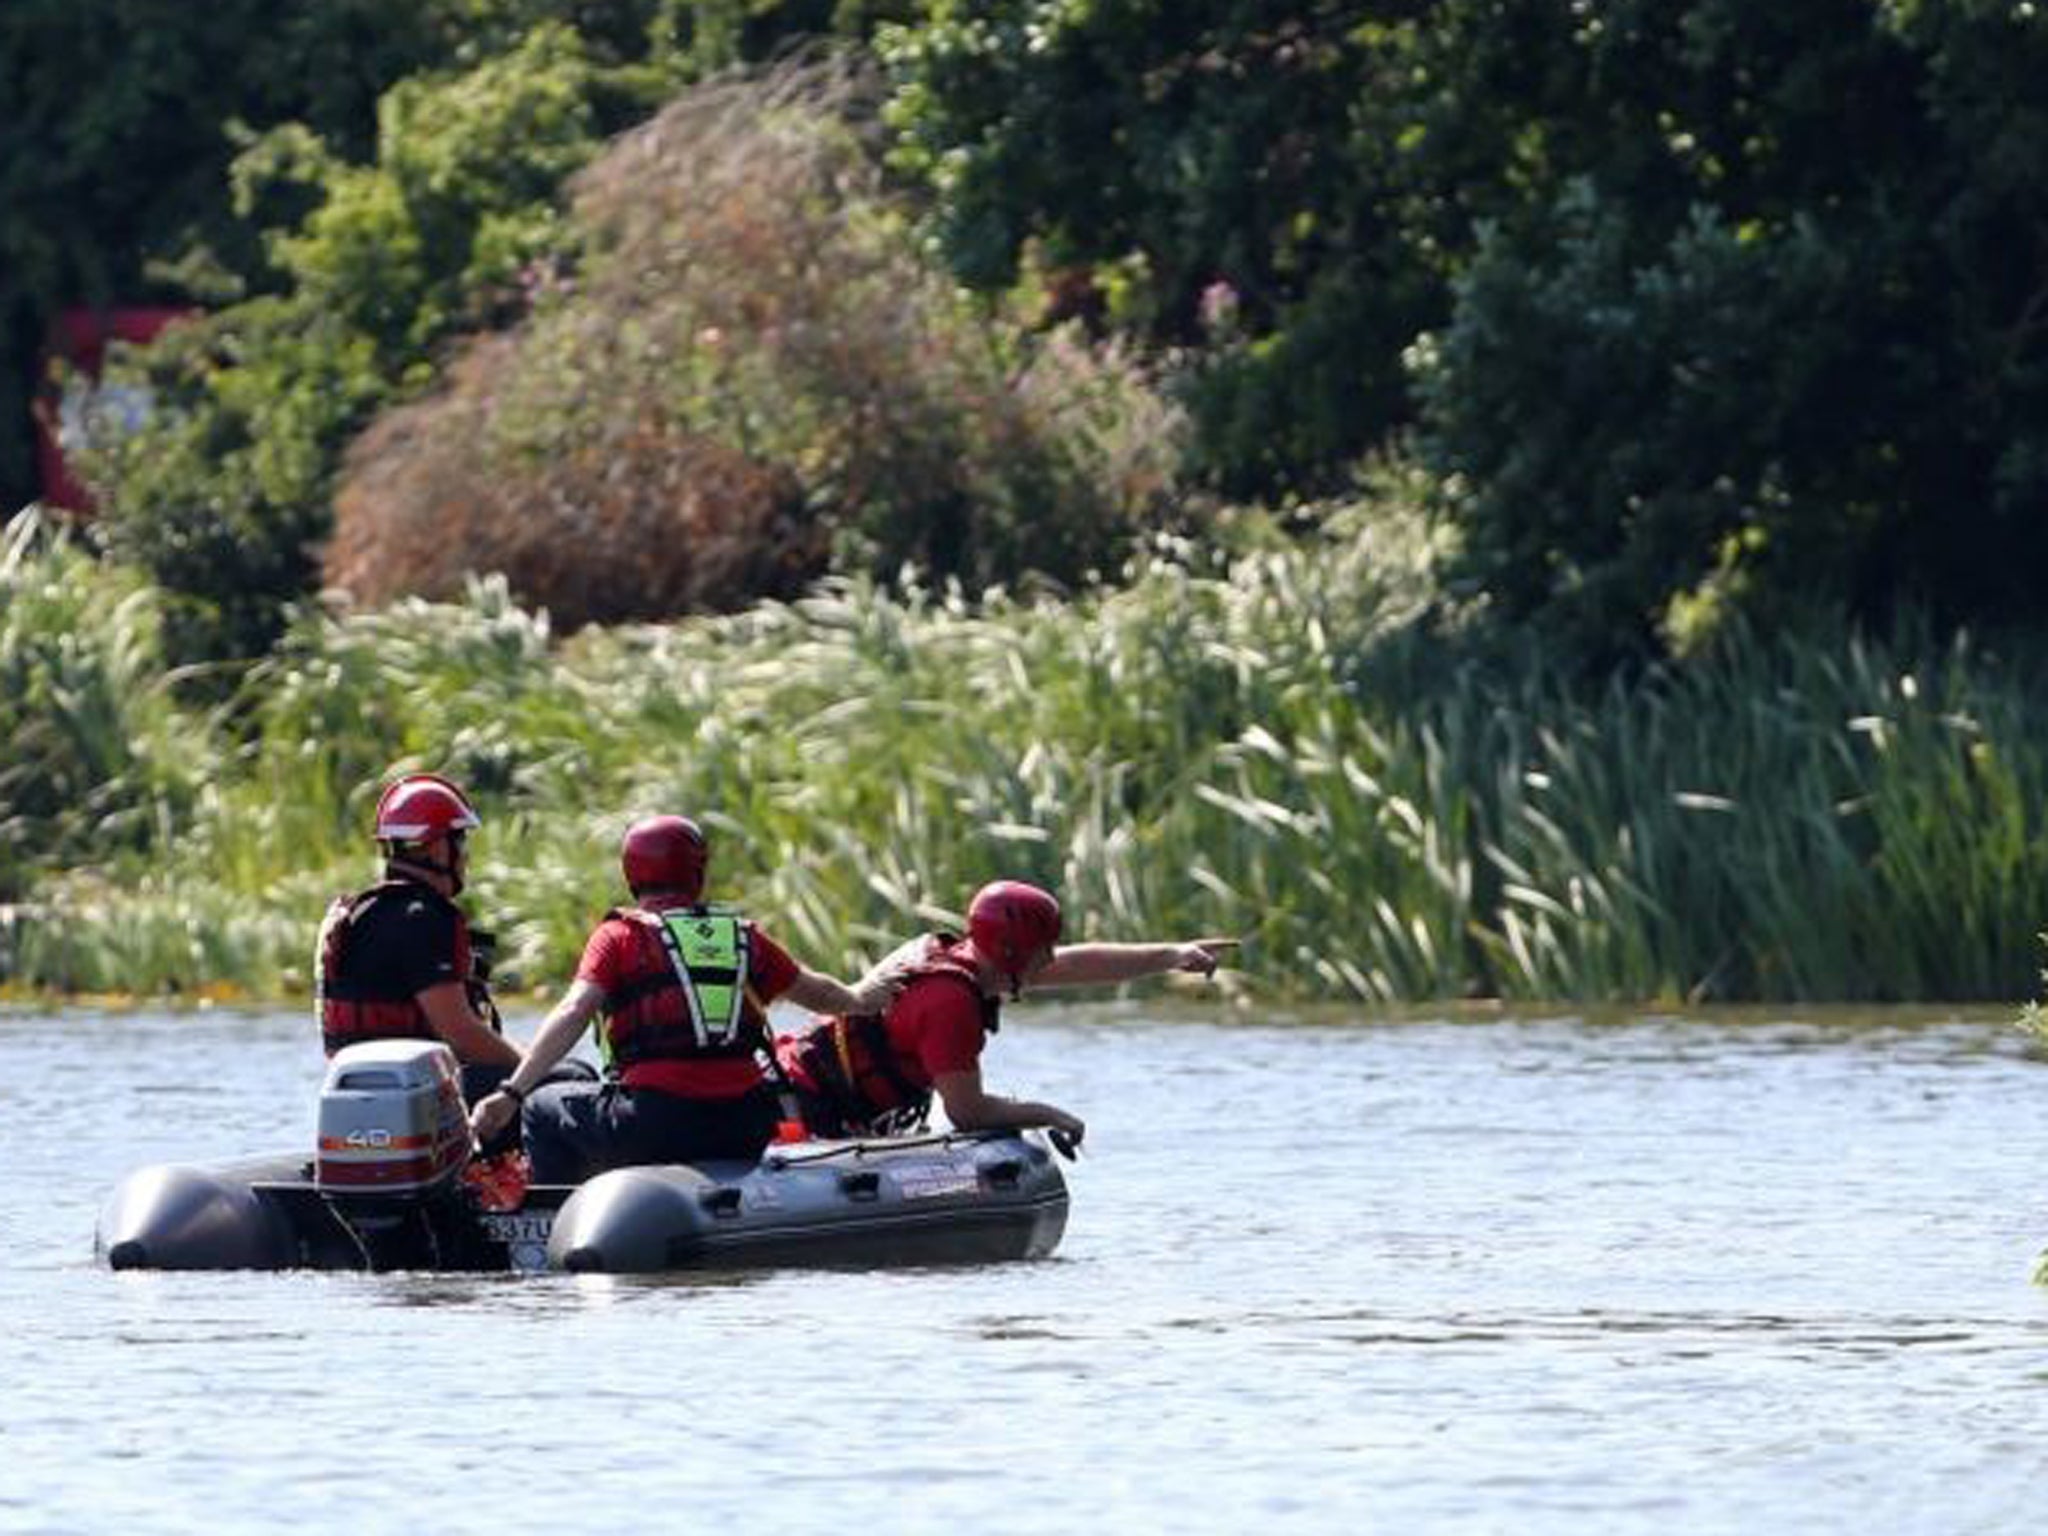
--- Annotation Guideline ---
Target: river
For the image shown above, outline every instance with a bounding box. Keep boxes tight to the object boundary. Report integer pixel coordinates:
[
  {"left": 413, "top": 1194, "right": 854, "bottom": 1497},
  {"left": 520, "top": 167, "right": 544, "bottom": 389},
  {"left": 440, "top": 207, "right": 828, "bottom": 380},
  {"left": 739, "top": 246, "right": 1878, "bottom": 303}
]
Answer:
[{"left": 1, "top": 1002, "right": 2043, "bottom": 1534}]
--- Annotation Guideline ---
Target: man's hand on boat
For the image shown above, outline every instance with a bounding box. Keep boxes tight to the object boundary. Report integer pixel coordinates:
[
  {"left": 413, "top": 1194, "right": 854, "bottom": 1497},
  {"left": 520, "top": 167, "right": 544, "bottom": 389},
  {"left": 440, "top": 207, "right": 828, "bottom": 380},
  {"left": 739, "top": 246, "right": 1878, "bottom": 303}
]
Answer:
[
  {"left": 1046, "top": 1117, "right": 1085, "bottom": 1161},
  {"left": 470, "top": 1087, "right": 519, "bottom": 1144}
]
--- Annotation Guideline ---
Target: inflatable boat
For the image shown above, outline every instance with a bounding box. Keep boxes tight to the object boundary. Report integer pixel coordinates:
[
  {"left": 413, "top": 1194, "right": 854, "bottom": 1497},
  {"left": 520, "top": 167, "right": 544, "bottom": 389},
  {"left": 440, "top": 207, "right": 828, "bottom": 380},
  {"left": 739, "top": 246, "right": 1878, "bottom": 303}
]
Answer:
[{"left": 97, "top": 1041, "right": 1069, "bottom": 1275}]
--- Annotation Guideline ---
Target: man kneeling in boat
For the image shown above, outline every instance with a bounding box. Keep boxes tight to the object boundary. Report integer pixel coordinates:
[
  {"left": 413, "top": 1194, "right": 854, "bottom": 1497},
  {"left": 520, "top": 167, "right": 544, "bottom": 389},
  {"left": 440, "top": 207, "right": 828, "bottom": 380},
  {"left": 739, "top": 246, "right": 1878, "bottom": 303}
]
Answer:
[
  {"left": 776, "top": 880, "right": 1232, "bottom": 1149},
  {"left": 469, "top": 815, "right": 902, "bottom": 1183}
]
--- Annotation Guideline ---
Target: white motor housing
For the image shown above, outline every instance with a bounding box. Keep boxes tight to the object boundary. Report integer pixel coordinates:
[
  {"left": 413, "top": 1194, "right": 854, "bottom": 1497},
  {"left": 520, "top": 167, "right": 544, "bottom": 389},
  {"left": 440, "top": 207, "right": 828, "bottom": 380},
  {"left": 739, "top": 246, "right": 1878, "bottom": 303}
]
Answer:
[{"left": 315, "top": 1041, "right": 471, "bottom": 1200}]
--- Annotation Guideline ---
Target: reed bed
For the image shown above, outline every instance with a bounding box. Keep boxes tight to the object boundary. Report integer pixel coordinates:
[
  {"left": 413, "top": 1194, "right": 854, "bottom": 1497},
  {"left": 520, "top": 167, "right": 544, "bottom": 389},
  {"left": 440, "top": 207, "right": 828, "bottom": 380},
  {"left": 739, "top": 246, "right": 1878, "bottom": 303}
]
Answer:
[
  {"left": 7, "top": 502, "right": 2048, "bottom": 1004},
  {"left": 0, "top": 512, "right": 206, "bottom": 905}
]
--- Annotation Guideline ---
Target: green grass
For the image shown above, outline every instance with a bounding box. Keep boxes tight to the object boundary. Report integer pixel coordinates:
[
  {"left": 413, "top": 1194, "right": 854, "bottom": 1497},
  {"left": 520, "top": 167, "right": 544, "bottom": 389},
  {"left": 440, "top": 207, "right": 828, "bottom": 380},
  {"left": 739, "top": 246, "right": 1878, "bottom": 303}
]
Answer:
[{"left": 7, "top": 499, "right": 2048, "bottom": 1004}]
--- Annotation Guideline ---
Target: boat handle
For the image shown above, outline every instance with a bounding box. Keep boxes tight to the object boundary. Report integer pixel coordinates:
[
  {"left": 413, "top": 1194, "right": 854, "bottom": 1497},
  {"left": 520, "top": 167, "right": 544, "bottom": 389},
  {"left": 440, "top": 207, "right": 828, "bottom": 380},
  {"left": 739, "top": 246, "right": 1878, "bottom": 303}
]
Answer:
[
  {"left": 838, "top": 1170, "right": 881, "bottom": 1202},
  {"left": 701, "top": 1186, "right": 743, "bottom": 1218},
  {"left": 983, "top": 1158, "right": 1023, "bottom": 1190}
]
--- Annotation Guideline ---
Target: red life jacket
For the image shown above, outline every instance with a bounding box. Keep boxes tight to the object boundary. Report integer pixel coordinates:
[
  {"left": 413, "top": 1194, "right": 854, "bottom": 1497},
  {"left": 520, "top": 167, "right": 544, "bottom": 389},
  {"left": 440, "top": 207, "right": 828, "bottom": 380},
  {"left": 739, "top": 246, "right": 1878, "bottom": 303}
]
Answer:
[
  {"left": 315, "top": 879, "right": 471, "bottom": 1057},
  {"left": 598, "top": 907, "right": 770, "bottom": 1075},
  {"left": 788, "top": 935, "right": 999, "bottom": 1134}
]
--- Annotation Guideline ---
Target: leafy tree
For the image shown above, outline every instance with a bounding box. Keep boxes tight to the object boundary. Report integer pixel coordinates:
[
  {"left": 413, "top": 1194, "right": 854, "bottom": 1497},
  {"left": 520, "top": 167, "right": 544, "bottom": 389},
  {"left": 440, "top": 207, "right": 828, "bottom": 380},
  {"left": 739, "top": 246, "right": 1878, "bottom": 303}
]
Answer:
[
  {"left": 879, "top": 2, "right": 1436, "bottom": 499},
  {"left": 81, "top": 23, "right": 652, "bottom": 662},
  {"left": 1411, "top": 0, "right": 2048, "bottom": 654},
  {"left": 0, "top": 0, "right": 639, "bottom": 511},
  {"left": 648, "top": 0, "right": 919, "bottom": 74},
  {"left": 28, "top": 4, "right": 921, "bottom": 662},
  {"left": 881, "top": 0, "right": 2048, "bottom": 659}
]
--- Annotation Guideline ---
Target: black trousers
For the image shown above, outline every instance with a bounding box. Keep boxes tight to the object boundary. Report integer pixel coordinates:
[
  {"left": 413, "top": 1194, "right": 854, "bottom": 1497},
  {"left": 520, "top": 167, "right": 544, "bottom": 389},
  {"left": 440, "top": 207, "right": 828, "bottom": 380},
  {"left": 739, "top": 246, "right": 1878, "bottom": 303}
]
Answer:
[{"left": 522, "top": 1080, "right": 781, "bottom": 1185}]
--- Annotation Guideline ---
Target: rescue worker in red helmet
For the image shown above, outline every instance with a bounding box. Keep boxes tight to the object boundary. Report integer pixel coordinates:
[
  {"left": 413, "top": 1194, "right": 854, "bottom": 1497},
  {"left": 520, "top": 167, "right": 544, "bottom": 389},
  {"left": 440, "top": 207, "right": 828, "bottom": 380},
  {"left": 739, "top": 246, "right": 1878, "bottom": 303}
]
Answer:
[
  {"left": 470, "top": 814, "right": 905, "bottom": 1182},
  {"left": 776, "top": 879, "right": 1234, "bottom": 1148},
  {"left": 314, "top": 773, "right": 523, "bottom": 1103}
]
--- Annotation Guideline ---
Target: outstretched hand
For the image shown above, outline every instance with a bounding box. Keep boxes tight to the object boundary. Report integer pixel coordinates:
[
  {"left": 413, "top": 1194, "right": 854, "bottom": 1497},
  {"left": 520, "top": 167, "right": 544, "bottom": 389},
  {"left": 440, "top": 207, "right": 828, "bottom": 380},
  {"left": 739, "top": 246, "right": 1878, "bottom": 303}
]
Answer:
[{"left": 1173, "top": 938, "right": 1239, "bottom": 977}]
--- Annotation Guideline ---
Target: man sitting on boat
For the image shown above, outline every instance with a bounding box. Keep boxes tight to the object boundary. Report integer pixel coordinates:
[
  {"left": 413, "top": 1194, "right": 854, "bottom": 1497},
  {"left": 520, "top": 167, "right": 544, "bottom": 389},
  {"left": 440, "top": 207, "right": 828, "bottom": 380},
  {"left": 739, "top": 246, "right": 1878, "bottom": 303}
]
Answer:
[
  {"left": 469, "top": 814, "right": 903, "bottom": 1183},
  {"left": 776, "top": 880, "right": 1232, "bottom": 1149},
  {"left": 316, "top": 773, "right": 524, "bottom": 1105}
]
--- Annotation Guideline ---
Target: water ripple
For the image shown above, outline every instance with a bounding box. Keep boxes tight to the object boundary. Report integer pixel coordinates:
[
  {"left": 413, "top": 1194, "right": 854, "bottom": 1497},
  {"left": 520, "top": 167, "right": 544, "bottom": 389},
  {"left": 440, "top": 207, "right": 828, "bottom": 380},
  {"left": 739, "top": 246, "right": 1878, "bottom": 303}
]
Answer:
[{"left": 5, "top": 1006, "right": 2047, "bottom": 1535}]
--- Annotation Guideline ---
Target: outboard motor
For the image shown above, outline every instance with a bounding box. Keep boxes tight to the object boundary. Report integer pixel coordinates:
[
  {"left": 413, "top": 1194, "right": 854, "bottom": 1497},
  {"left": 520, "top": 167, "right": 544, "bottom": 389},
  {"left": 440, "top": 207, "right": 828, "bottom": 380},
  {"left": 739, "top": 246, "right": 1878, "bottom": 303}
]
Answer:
[{"left": 315, "top": 1041, "right": 472, "bottom": 1269}]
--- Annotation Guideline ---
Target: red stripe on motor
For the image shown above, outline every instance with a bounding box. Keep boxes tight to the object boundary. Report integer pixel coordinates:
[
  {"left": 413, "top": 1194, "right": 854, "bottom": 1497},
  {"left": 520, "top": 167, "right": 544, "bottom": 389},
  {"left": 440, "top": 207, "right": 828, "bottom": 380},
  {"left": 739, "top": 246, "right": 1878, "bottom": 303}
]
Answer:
[{"left": 317, "top": 1154, "right": 460, "bottom": 1187}]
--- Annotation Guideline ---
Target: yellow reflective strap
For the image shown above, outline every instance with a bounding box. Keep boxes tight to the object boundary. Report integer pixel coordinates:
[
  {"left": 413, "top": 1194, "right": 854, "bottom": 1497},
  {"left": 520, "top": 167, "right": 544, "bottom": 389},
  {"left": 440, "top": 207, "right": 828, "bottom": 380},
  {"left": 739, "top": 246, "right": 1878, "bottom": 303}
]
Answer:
[{"left": 658, "top": 909, "right": 749, "bottom": 1048}]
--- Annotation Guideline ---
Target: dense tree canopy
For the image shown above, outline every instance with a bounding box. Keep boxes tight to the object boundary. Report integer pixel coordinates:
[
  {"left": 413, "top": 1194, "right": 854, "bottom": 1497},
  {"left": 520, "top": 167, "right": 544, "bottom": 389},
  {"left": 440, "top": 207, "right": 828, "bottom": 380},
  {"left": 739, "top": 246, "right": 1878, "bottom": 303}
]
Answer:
[
  {"left": 879, "top": 2, "right": 1437, "bottom": 499},
  {"left": 77, "top": 22, "right": 645, "bottom": 661},
  {"left": 0, "top": 0, "right": 677, "bottom": 509},
  {"left": 10, "top": 0, "right": 2048, "bottom": 666},
  {"left": 880, "top": 0, "right": 2048, "bottom": 653},
  {"left": 1408, "top": 0, "right": 2048, "bottom": 653}
]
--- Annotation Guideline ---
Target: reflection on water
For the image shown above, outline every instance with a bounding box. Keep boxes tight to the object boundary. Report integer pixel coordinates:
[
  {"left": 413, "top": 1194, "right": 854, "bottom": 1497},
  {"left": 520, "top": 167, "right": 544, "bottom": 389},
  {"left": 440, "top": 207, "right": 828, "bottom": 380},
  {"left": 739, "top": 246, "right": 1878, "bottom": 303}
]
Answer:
[{"left": 1, "top": 1004, "right": 2046, "bottom": 1534}]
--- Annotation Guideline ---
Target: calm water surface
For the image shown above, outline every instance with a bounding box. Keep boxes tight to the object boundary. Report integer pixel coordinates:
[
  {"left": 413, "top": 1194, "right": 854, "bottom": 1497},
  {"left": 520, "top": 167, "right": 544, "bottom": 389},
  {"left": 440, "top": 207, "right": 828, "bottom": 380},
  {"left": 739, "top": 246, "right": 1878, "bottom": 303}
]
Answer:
[{"left": 2, "top": 1002, "right": 2045, "bottom": 1534}]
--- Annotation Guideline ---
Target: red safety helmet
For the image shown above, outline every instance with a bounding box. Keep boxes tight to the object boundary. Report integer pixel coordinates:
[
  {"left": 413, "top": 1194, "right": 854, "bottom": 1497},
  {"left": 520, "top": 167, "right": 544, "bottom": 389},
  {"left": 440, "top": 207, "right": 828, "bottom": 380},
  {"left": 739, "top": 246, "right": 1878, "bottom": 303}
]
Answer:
[
  {"left": 967, "top": 880, "right": 1062, "bottom": 992},
  {"left": 373, "top": 773, "right": 481, "bottom": 844},
  {"left": 621, "top": 815, "right": 708, "bottom": 900}
]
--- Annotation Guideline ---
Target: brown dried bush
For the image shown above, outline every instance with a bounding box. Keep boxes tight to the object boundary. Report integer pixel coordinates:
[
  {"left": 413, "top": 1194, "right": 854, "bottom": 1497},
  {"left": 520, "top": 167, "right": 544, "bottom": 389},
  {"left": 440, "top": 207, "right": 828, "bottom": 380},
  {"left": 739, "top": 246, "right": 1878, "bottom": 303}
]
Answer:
[
  {"left": 325, "top": 335, "right": 816, "bottom": 627},
  {"left": 324, "top": 58, "right": 1184, "bottom": 627}
]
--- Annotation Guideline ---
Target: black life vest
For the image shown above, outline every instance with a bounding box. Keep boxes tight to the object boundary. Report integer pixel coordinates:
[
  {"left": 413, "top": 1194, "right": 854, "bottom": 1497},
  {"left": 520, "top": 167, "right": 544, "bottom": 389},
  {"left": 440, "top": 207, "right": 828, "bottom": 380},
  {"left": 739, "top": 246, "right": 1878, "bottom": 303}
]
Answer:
[{"left": 315, "top": 879, "right": 471, "bottom": 1056}]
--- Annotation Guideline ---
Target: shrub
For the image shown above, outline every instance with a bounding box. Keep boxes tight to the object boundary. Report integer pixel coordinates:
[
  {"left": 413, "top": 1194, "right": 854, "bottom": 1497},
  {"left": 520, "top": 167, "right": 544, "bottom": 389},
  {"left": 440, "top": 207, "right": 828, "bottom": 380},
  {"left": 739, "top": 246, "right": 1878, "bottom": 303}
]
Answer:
[
  {"left": 322, "top": 57, "right": 1187, "bottom": 624},
  {"left": 324, "top": 335, "right": 815, "bottom": 625},
  {"left": 83, "top": 299, "right": 380, "bottom": 665}
]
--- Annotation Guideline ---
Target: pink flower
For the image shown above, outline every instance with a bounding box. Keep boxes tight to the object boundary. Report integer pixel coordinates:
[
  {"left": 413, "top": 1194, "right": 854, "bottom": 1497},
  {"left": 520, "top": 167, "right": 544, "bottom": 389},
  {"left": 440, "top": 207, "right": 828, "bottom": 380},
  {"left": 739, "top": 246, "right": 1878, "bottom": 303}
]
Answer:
[{"left": 1198, "top": 279, "right": 1240, "bottom": 335}]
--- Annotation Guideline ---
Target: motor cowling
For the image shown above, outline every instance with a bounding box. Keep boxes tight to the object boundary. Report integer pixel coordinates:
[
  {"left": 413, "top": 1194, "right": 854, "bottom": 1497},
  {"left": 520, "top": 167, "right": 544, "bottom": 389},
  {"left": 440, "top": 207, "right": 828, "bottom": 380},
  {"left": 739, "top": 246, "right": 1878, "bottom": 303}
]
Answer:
[{"left": 316, "top": 1041, "right": 471, "bottom": 1202}]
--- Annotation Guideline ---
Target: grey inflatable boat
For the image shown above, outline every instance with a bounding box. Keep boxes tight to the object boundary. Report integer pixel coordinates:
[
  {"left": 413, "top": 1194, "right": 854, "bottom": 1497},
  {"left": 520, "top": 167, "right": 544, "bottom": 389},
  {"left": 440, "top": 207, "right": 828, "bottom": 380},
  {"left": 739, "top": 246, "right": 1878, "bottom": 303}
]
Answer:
[{"left": 97, "top": 1041, "right": 1069, "bottom": 1275}]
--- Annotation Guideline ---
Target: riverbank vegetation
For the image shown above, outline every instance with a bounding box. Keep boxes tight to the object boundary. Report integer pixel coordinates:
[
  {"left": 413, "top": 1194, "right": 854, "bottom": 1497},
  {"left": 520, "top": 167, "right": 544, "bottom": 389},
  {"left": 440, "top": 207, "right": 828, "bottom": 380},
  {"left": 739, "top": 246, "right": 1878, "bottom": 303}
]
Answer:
[
  {"left": 6, "top": 4, "right": 2048, "bottom": 1003},
  {"left": 8, "top": 500, "right": 2048, "bottom": 1003}
]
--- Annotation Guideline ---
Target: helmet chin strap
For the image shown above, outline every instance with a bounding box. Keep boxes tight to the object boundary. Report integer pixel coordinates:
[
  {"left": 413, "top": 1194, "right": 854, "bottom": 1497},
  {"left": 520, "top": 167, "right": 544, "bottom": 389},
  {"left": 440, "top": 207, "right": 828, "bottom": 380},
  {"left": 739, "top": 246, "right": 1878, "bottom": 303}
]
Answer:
[
  {"left": 1007, "top": 937, "right": 1056, "bottom": 999},
  {"left": 1002, "top": 944, "right": 1048, "bottom": 1000},
  {"left": 383, "top": 835, "right": 465, "bottom": 894}
]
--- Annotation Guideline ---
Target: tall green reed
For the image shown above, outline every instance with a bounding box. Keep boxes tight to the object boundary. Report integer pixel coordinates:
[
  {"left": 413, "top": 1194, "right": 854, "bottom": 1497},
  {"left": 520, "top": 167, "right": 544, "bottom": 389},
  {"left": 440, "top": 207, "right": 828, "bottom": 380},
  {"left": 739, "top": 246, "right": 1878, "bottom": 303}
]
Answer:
[
  {"left": 0, "top": 510, "right": 204, "bottom": 909},
  {"left": 12, "top": 499, "right": 2048, "bottom": 1004}
]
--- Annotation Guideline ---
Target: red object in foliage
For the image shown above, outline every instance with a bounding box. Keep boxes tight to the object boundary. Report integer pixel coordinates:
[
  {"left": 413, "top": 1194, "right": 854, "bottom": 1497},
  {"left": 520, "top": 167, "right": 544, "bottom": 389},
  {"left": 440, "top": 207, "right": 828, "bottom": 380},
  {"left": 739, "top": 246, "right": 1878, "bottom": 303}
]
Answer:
[{"left": 32, "top": 306, "right": 192, "bottom": 512}]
